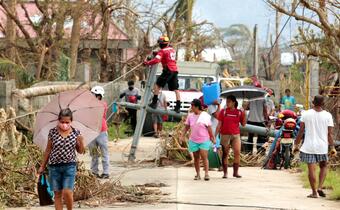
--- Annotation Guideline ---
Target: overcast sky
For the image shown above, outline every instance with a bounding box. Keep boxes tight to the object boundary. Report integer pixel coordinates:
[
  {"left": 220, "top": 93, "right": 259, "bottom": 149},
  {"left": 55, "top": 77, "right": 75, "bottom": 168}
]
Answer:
[{"left": 193, "top": 0, "right": 297, "bottom": 46}]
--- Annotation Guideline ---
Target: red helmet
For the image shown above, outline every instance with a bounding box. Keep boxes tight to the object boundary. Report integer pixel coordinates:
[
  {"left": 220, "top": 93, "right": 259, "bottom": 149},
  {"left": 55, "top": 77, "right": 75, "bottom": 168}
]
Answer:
[
  {"left": 284, "top": 118, "right": 296, "bottom": 130},
  {"left": 158, "top": 35, "right": 170, "bottom": 44},
  {"left": 280, "top": 110, "right": 297, "bottom": 120}
]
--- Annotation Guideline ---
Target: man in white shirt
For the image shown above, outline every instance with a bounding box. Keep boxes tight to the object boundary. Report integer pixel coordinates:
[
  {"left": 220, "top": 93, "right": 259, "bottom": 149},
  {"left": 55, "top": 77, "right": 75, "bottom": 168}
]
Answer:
[{"left": 294, "top": 95, "right": 337, "bottom": 198}]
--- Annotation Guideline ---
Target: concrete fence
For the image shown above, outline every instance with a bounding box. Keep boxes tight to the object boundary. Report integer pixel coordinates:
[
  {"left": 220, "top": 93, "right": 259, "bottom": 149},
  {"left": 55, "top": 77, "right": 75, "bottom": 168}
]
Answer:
[{"left": 0, "top": 79, "right": 145, "bottom": 128}]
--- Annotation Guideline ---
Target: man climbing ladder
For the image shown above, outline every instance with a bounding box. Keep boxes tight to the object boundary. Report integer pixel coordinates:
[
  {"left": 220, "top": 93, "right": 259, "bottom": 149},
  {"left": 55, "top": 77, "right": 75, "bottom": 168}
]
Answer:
[{"left": 144, "top": 35, "right": 181, "bottom": 113}]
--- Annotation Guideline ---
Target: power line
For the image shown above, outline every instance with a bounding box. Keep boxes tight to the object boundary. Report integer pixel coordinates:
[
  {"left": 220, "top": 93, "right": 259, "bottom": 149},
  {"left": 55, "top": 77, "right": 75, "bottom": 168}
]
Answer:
[{"left": 264, "top": 1, "right": 301, "bottom": 55}]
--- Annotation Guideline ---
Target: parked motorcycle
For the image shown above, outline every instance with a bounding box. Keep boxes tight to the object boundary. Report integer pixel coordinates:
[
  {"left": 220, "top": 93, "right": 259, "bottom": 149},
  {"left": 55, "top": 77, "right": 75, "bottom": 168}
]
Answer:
[
  {"left": 277, "top": 118, "right": 297, "bottom": 169},
  {"left": 264, "top": 110, "right": 300, "bottom": 169}
]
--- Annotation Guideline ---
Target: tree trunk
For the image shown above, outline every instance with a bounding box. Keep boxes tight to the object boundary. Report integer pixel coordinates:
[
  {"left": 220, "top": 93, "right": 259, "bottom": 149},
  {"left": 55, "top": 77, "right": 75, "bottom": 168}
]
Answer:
[
  {"left": 69, "top": 1, "right": 84, "bottom": 79},
  {"left": 53, "top": 1, "right": 67, "bottom": 77},
  {"left": 5, "top": 0, "right": 16, "bottom": 79},
  {"left": 12, "top": 84, "right": 89, "bottom": 98},
  {"left": 36, "top": 47, "right": 48, "bottom": 80},
  {"left": 184, "top": 0, "right": 194, "bottom": 61},
  {"left": 99, "top": 1, "right": 110, "bottom": 82}
]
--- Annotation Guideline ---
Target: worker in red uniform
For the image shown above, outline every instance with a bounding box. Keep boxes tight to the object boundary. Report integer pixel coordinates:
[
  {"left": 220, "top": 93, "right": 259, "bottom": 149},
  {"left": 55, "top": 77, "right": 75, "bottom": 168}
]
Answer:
[{"left": 144, "top": 35, "right": 181, "bottom": 113}]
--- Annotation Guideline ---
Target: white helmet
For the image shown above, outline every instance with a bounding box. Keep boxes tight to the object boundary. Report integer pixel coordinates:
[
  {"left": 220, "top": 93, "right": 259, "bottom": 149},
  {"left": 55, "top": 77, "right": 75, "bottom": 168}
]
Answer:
[{"left": 91, "top": 86, "right": 105, "bottom": 97}]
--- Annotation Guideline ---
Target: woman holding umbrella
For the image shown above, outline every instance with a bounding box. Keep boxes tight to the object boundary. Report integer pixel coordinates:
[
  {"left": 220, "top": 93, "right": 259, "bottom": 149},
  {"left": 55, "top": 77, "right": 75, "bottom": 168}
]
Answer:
[
  {"left": 215, "top": 95, "right": 246, "bottom": 179},
  {"left": 38, "top": 108, "right": 85, "bottom": 210}
]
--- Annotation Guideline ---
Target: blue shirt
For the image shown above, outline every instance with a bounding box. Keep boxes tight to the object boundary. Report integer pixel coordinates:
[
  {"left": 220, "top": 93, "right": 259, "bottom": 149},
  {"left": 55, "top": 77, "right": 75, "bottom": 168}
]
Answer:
[{"left": 281, "top": 96, "right": 296, "bottom": 111}]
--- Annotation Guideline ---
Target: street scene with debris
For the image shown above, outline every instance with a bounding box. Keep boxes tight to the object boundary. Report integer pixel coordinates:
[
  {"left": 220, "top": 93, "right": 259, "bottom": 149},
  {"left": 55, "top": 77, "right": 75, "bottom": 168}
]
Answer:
[{"left": 0, "top": 0, "right": 339, "bottom": 210}]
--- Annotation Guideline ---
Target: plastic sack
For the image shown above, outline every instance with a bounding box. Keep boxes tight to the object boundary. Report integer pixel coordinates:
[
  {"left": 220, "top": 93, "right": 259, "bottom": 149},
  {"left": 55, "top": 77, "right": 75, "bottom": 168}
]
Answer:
[{"left": 37, "top": 173, "right": 54, "bottom": 206}]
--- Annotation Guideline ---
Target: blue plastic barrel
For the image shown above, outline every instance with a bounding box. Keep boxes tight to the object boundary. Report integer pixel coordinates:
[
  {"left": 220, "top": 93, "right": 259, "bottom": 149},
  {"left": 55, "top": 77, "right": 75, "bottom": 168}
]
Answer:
[{"left": 202, "top": 82, "right": 220, "bottom": 105}]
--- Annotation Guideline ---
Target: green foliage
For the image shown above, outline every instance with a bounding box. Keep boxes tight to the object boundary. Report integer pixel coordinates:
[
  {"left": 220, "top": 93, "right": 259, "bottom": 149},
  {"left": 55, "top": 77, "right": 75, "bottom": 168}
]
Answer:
[
  {"left": 218, "top": 59, "right": 234, "bottom": 69},
  {"left": 0, "top": 58, "right": 35, "bottom": 88},
  {"left": 320, "top": 59, "right": 337, "bottom": 73},
  {"left": 289, "top": 63, "right": 304, "bottom": 82},
  {"left": 57, "top": 53, "right": 70, "bottom": 81},
  {"left": 300, "top": 164, "right": 340, "bottom": 200},
  {"left": 162, "top": 122, "right": 177, "bottom": 131},
  {"left": 107, "top": 122, "right": 129, "bottom": 141}
]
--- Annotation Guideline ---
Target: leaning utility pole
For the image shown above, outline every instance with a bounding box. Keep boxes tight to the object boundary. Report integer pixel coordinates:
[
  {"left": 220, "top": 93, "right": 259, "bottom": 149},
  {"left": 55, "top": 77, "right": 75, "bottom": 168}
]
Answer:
[{"left": 253, "top": 24, "right": 258, "bottom": 76}]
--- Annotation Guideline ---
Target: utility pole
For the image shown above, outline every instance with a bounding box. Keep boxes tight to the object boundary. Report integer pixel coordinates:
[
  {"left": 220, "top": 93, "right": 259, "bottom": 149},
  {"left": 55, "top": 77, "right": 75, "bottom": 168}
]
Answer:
[
  {"left": 253, "top": 24, "right": 258, "bottom": 76},
  {"left": 265, "top": 19, "right": 271, "bottom": 48},
  {"left": 305, "top": 58, "right": 310, "bottom": 109},
  {"left": 128, "top": 65, "right": 157, "bottom": 161},
  {"left": 305, "top": 56, "right": 320, "bottom": 109}
]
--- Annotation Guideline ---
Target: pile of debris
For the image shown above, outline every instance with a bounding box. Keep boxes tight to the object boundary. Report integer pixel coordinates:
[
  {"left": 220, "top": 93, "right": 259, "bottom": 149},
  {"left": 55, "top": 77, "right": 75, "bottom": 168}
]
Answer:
[
  {"left": 0, "top": 108, "right": 165, "bottom": 208},
  {"left": 160, "top": 119, "right": 267, "bottom": 167},
  {"left": 329, "top": 153, "right": 340, "bottom": 170},
  {"left": 159, "top": 118, "right": 191, "bottom": 163},
  {"left": 0, "top": 143, "right": 42, "bottom": 207},
  {"left": 74, "top": 163, "right": 165, "bottom": 207},
  {"left": 0, "top": 143, "right": 165, "bottom": 208}
]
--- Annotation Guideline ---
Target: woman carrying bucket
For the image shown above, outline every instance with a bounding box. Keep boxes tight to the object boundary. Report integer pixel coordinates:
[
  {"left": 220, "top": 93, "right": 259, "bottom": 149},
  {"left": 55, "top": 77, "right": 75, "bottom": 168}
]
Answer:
[
  {"left": 181, "top": 99, "right": 216, "bottom": 181},
  {"left": 215, "top": 95, "right": 246, "bottom": 178}
]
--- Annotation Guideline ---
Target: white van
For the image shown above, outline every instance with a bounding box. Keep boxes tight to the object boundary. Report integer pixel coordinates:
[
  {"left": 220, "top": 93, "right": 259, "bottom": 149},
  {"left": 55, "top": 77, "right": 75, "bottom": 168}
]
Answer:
[{"left": 156, "top": 61, "right": 221, "bottom": 112}]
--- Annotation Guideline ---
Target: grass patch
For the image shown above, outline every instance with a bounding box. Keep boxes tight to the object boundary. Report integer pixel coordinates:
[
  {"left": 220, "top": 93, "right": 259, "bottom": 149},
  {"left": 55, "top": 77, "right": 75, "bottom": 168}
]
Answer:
[
  {"left": 107, "top": 122, "right": 130, "bottom": 141},
  {"left": 300, "top": 164, "right": 340, "bottom": 200},
  {"left": 162, "top": 122, "right": 178, "bottom": 132}
]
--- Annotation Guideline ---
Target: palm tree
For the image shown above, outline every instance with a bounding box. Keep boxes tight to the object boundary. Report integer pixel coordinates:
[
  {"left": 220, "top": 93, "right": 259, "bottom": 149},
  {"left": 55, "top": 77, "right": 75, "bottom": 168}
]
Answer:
[
  {"left": 219, "top": 24, "right": 252, "bottom": 75},
  {"left": 172, "top": 0, "right": 196, "bottom": 61},
  {"left": 219, "top": 24, "right": 252, "bottom": 59}
]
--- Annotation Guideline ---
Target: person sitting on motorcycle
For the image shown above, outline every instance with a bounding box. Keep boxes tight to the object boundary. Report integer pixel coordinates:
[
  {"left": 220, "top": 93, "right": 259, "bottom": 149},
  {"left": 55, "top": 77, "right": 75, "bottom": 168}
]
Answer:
[{"left": 278, "top": 109, "right": 297, "bottom": 120}]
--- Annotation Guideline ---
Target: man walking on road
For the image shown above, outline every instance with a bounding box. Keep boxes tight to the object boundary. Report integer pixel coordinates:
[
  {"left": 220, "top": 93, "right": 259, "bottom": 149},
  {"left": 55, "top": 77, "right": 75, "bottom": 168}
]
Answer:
[{"left": 294, "top": 95, "right": 337, "bottom": 198}]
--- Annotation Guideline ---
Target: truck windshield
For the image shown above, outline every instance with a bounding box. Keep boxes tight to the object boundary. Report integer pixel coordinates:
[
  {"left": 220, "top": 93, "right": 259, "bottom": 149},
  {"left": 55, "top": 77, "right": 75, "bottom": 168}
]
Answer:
[{"left": 159, "top": 76, "right": 214, "bottom": 91}]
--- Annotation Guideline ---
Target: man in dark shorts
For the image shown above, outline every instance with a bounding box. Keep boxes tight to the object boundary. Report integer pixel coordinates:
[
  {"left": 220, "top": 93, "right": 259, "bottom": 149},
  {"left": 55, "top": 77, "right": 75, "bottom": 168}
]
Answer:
[{"left": 144, "top": 36, "right": 181, "bottom": 112}]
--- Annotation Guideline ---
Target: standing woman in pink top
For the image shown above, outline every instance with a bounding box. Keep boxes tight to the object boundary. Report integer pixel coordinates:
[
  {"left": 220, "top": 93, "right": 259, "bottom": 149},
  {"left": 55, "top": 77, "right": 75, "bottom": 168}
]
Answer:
[{"left": 182, "top": 99, "right": 216, "bottom": 181}]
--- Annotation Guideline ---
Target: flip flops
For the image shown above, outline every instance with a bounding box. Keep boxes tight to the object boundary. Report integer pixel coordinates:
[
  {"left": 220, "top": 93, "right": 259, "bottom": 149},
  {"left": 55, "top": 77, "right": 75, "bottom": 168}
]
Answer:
[
  {"left": 194, "top": 175, "right": 201, "bottom": 180},
  {"left": 307, "top": 194, "right": 318, "bottom": 198},
  {"left": 317, "top": 190, "right": 326, "bottom": 197},
  {"left": 204, "top": 175, "right": 210, "bottom": 181}
]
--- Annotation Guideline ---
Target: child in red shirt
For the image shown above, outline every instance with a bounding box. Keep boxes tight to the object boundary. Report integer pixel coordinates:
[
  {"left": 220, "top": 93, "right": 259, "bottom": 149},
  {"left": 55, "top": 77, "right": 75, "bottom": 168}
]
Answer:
[
  {"left": 215, "top": 95, "right": 246, "bottom": 178},
  {"left": 144, "top": 36, "right": 181, "bottom": 112}
]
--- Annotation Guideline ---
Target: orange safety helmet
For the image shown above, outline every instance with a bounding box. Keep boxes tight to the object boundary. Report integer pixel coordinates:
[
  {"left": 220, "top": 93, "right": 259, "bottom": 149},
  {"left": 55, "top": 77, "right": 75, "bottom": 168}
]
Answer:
[{"left": 158, "top": 35, "right": 170, "bottom": 44}]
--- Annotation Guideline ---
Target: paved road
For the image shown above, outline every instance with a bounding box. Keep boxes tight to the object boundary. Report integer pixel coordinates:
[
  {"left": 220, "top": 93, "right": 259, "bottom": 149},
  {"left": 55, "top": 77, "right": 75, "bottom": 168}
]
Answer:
[{"left": 8, "top": 137, "right": 340, "bottom": 210}]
